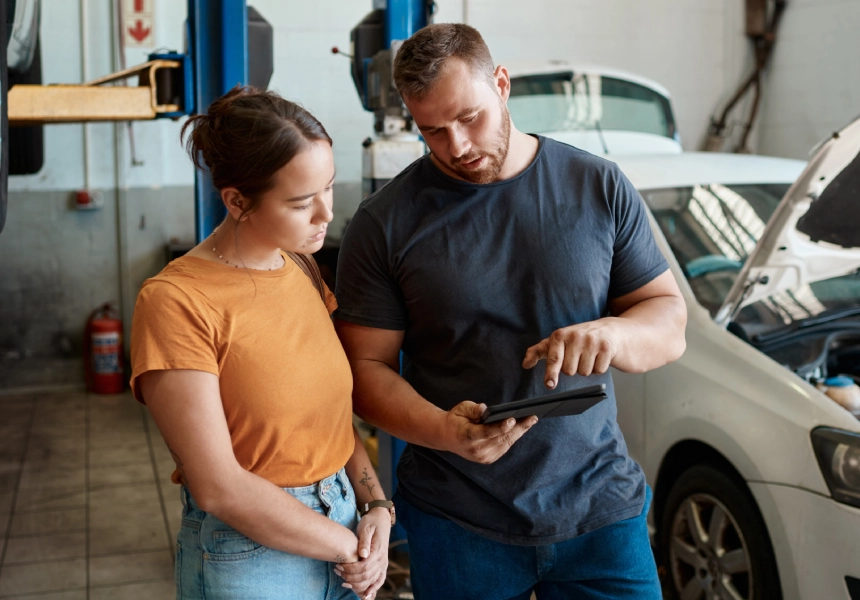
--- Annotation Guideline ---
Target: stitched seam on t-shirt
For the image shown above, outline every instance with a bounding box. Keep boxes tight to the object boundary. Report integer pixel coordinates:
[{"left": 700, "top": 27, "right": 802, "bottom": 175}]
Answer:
[
  {"left": 144, "top": 359, "right": 218, "bottom": 370},
  {"left": 611, "top": 262, "right": 669, "bottom": 298},
  {"left": 132, "top": 361, "right": 219, "bottom": 382},
  {"left": 480, "top": 502, "right": 643, "bottom": 545},
  {"left": 400, "top": 485, "right": 645, "bottom": 545},
  {"left": 610, "top": 263, "right": 670, "bottom": 299},
  {"left": 333, "top": 308, "right": 406, "bottom": 331},
  {"left": 424, "top": 136, "right": 546, "bottom": 189}
]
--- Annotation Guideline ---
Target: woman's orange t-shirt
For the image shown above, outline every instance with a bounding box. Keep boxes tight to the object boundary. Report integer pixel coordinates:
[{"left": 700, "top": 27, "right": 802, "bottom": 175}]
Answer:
[{"left": 129, "top": 253, "right": 354, "bottom": 488}]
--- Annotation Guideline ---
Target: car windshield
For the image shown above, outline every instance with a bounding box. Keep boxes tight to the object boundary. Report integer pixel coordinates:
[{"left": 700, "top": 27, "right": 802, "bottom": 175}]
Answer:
[
  {"left": 641, "top": 184, "right": 790, "bottom": 317},
  {"left": 508, "top": 71, "right": 676, "bottom": 139}
]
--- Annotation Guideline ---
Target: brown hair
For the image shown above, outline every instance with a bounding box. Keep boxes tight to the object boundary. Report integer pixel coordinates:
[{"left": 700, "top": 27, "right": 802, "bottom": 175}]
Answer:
[
  {"left": 181, "top": 86, "right": 332, "bottom": 217},
  {"left": 393, "top": 23, "right": 495, "bottom": 99}
]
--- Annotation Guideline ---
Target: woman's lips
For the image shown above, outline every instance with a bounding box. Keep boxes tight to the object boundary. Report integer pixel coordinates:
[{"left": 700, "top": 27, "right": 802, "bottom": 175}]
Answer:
[{"left": 309, "top": 229, "right": 326, "bottom": 241}]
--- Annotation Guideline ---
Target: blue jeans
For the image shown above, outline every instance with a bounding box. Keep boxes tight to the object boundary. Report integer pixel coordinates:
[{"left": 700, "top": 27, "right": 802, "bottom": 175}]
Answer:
[
  {"left": 396, "top": 486, "right": 661, "bottom": 600},
  {"left": 175, "top": 469, "right": 360, "bottom": 600}
]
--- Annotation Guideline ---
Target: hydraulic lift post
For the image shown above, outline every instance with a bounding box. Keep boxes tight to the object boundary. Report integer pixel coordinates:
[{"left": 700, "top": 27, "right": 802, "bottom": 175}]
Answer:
[{"left": 187, "top": 0, "right": 249, "bottom": 242}]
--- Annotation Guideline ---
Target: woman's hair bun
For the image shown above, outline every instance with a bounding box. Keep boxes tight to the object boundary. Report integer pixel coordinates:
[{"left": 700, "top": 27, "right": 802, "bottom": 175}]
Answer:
[{"left": 181, "top": 86, "right": 332, "bottom": 208}]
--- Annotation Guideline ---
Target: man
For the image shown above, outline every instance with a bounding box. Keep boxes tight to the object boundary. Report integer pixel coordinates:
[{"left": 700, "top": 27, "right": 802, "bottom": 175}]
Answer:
[{"left": 334, "top": 23, "right": 686, "bottom": 600}]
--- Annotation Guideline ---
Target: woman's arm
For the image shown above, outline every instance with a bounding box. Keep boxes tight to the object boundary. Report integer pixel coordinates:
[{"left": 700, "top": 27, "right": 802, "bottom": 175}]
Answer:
[
  {"left": 345, "top": 427, "right": 387, "bottom": 507},
  {"left": 139, "top": 368, "right": 360, "bottom": 564},
  {"left": 337, "top": 427, "right": 391, "bottom": 598}
]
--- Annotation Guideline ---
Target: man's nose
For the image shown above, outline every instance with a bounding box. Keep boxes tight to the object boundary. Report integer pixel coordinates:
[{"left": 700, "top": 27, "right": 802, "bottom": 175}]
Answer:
[{"left": 449, "top": 127, "right": 471, "bottom": 160}]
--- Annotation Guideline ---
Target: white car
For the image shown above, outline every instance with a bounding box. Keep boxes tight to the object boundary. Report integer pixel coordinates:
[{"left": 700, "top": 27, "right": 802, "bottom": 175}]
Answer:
[
  {"left": 6, "top": 0, "right": 40, "bottom": 73},
  {"left": 507, "top": 60, "right": 683, "bottom": 156},
  {"left": 604, "top": 120, "right": 860, "bottom": 600}
]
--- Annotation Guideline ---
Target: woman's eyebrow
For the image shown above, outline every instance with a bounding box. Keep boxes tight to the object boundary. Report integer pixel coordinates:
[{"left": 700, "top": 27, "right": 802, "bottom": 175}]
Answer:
[{"left": 285, "top": 172, "right": 336, "bottom": 202}]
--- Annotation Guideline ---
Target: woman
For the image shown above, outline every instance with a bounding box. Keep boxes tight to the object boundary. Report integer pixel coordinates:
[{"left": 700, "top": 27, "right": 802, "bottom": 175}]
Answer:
[{"left": 130, "top": 86, "right": 391, "bottom": 600}]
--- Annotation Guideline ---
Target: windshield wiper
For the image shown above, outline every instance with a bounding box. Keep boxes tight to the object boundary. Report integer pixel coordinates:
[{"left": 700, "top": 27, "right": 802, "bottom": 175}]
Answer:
[
  {"left": 798, "top": 307, "right": 860, "bottom": 329},
  {"left": 752, "top": 307, "right": 860, "bottom": 344}
]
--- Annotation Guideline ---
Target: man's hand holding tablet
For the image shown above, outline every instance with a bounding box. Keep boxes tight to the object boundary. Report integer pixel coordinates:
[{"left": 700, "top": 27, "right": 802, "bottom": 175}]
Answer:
[
  {"left": 479, "top": 384, "right": 607, "bottom": 425},
  {"left": 437, "top": 385, "right": 606, "bottom": 465}
]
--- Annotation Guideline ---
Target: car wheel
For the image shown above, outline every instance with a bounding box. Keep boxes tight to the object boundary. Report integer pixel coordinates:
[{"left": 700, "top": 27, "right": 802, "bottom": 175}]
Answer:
[
  {"left": 659, "top": 465, "right": 782, "bottom": 600},
  {"left": 8, "top": 34, "right": 42, "bottom": 175}
]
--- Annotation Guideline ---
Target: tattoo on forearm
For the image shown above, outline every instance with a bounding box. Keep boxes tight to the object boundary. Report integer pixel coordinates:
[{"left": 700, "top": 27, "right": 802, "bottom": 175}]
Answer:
[
  {"left": 335, "top": 554, "right": 347, "bottom": 563},
  {"left": 359, "top": 468, "right": 376, "bottom": 497}
]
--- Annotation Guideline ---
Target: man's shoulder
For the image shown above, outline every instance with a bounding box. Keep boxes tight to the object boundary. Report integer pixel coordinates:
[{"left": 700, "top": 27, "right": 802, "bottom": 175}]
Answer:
[
  {"left": 538, "top": 136, "right": 622, "bottom": 177},
  {"left": 359, "top": 155, "right": 429, "bottom": 215}
]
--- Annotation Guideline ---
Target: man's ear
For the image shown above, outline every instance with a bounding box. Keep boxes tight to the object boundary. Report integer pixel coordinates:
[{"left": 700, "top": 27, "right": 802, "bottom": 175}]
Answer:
[
  {"left": 494, "top": 65, "right": 511, "bottom": 103},
  {"left": 221, "top": 187, "right": 248, "bottom": 221}
]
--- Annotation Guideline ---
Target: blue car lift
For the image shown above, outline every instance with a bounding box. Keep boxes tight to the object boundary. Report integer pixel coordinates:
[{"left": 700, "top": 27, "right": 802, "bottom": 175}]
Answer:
[{"left": 187, "top": 0, "right": 249, "bottom": 241}]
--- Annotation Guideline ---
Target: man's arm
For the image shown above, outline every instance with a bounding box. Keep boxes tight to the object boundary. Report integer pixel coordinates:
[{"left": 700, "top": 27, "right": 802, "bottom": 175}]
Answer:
[
  {"left": 522, "top": 270, "right": 687, "bottom": 388},
  {"left": 335, "top": 320, "right": 537, "bottom": 464}
]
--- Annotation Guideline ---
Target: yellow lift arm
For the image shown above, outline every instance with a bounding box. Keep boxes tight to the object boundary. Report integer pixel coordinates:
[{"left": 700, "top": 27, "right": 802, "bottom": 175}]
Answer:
[{"left": 8, "top": 58, "right": 183, "bottom": 126}]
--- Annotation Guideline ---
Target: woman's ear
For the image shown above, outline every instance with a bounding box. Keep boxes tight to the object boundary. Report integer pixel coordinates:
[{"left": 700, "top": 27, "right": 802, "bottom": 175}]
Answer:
[{"left": 221, "top": 187, "right": 247, "bottom": 221}]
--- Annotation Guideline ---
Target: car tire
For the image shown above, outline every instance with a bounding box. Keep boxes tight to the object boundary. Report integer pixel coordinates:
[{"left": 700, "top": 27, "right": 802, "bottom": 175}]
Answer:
[
  {"left": 8, "top": 34, "right": 42, "bottom": 175},
  {"left": 659, "top": 464, "right": 782, "bottom": 600}
]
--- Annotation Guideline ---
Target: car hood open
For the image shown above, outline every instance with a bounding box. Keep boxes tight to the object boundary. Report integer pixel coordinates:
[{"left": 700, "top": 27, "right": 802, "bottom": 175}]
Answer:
[{"left": 716, "top": 116, "right": 860, "bottom": 325}]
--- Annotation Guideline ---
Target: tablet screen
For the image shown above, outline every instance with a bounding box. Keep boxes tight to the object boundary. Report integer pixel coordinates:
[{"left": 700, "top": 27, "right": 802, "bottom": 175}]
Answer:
[{"left": 479, "top": 384, "right": 607, "bottom": 424}]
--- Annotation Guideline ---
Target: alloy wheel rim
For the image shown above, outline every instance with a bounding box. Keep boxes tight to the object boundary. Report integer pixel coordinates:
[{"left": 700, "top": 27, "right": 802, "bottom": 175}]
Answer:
[{"left": 669, "top": 493, "right": 753, "bottom": 600}]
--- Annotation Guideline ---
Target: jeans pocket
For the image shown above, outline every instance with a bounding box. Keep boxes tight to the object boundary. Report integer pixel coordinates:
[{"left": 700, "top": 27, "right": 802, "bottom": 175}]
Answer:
[{"left": 205, "top": 530, "right": 268, "bottom": 562}]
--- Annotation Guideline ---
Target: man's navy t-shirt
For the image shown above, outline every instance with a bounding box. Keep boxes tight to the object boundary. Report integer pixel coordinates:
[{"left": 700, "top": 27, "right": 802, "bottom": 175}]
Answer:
[{"left": 335, "top": 136, "right": 669, "bottom": 545}]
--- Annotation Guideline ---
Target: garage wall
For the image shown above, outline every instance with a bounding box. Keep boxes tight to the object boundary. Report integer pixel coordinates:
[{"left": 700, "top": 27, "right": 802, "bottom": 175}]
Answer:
[
  {"left": 0, "top": 0, "right": 825, "bottom": 388},
  {"left": 463, "top": 0, "right": 752, "bottom": 152},
  {"left": 757, "top": 0, "right": 860, "bottom": 160}
]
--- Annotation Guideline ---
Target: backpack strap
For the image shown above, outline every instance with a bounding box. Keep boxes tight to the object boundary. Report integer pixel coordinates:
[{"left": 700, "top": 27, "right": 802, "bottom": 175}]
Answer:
[{"left": 286, "top": 251, "right": 326, "bottom": 304}]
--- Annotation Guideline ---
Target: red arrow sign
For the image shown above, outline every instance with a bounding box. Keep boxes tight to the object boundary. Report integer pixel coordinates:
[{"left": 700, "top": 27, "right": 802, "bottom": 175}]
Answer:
[{"left": 128, "top": 20, "right": 150, "bottom": 42}]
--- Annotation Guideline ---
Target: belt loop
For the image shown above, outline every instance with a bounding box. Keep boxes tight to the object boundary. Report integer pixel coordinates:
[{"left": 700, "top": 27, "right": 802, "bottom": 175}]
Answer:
[
  {"left": 338, "top": 469, "right": 349, "bottom": 498},
  {"left": 179, "top": 485, "right": 190, "bottom": 516}
]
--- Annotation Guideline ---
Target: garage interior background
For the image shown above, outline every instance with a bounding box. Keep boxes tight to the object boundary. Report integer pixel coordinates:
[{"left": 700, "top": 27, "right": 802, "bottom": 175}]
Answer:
[{"left": 1, "top": 0, "right": 858, "bottom": 391}]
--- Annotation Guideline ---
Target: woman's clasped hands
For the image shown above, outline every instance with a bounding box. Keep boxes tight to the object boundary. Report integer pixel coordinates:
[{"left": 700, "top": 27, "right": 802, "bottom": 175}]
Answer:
[{"left": 335, "top": 508, "right": 391, "bottom": 600}]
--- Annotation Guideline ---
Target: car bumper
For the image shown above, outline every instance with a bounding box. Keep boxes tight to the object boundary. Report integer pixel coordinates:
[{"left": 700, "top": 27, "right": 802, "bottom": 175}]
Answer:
[{"left": 750, "top": 482, "right": 860, "bottom": 600}]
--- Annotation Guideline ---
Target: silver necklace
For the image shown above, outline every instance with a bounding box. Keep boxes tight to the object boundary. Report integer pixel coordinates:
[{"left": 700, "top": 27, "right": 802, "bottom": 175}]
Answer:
[{"left": 211, "top": 238, "right": 282, "bottom": 271}]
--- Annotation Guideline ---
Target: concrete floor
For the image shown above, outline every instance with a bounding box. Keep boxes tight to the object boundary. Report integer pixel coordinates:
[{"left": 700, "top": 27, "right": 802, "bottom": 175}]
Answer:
[{"left": 0, "top": 390, "right": 177, "bottom": 598}]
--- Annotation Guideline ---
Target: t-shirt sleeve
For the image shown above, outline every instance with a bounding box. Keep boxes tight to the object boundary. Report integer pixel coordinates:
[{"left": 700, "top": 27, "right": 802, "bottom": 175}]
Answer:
[
  {"left": 608, "top": 168, "right": 669, "bottom": 299},
  {"left": 129, "top": 280, "right": 219, "bottom": 403},
  {"left": 334, "top": 207, "right": 407, "bottom": 330}
]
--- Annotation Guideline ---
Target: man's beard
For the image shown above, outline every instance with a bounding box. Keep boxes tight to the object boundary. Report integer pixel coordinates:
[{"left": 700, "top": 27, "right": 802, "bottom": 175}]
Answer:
[{"left": 442, "top": 102, "right": 512, "bottom": 184}]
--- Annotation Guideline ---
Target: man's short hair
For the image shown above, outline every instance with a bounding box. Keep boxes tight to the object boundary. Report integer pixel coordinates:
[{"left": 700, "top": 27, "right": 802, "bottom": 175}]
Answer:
[{"left": 393, "top": 23, "right": 496, "bottom": 99}]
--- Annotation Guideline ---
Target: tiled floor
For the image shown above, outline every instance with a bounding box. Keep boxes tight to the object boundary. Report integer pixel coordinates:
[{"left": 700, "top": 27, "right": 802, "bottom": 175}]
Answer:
[{"left": 0, "top": 391, "right": 177, "bottom": 599}]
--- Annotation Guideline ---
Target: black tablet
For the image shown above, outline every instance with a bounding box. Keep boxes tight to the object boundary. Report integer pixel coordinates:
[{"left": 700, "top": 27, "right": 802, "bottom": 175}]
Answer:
[{"left": 478, "top": 383, "right": 607, "bottom": 424}]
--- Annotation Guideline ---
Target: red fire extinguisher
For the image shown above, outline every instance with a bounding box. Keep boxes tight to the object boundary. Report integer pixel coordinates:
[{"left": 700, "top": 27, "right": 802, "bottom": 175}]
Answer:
[{"left": 84, "top": 303, "right": 125, "bottom": 394}]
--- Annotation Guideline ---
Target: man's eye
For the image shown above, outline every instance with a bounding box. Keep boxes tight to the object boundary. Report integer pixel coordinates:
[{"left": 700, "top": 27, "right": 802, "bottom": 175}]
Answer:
[
  {"left": 463, "top": 114, "right": 478, "bottom": 123},
  {"left": 295, "top": 202, "right": 313, "bottom": 210}
]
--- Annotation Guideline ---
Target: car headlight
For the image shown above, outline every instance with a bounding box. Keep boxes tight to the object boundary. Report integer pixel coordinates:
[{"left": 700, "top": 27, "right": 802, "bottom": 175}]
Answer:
[{"left": 811, "top": 427, "right": 860, "bottom": 509}]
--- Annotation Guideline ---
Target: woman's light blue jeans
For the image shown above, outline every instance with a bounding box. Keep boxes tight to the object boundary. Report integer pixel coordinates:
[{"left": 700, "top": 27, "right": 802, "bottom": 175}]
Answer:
[{"left": 175, "top": 468, "right": 360, "bottom": 600}]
